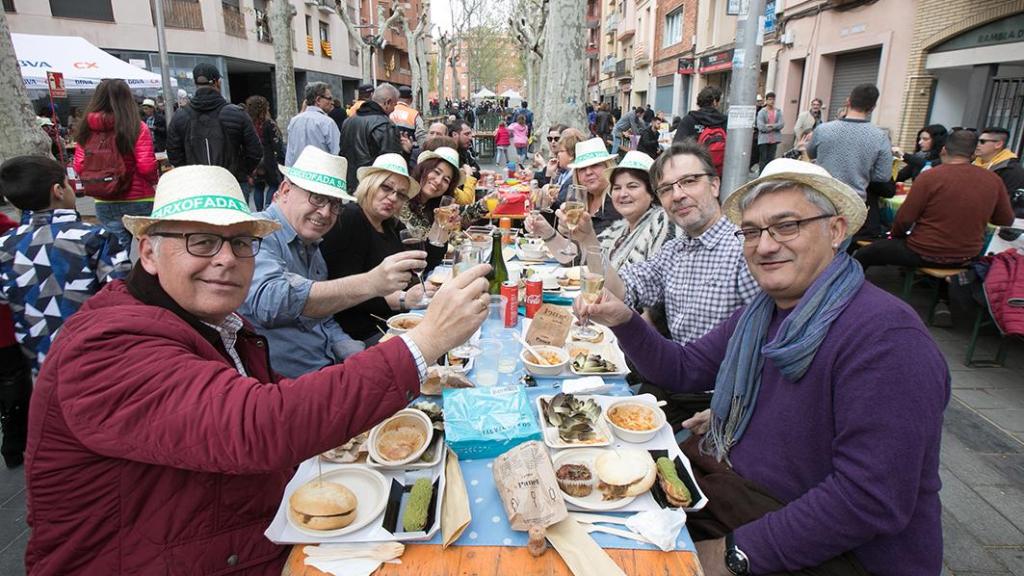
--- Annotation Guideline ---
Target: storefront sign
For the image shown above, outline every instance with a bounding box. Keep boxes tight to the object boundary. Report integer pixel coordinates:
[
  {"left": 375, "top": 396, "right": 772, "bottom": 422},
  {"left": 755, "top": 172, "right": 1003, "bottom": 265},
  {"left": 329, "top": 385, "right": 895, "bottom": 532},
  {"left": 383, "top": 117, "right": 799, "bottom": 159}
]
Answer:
[
  {"left": 764, "top": 0, "right": 776, "bottom": 33},
  {"left": 699, "top": 49, "right": 734, "bottom": 73},
  {"left": 932, "top": 13, "right": 1024, "bottom": 53},
  {"left": 677, "top": 58, "right": 695, "bottom": 75},
  {"left": 46, "top": 71, "right": 65, "bottom": 99}
]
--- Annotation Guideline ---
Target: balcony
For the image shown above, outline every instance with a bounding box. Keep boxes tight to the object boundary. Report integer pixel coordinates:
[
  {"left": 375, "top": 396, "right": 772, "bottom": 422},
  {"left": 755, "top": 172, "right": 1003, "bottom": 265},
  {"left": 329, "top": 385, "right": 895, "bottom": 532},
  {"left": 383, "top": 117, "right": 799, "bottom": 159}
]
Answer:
[
  {"left": 254, "top": 8, "right": 272, "bottom": 43},
  {"left": 586, "top": 17, "right": 600, "bottom": 29},
  {"left": 633, "top": 43, "right": 649, "bottom": 68},
  {"left": 315, "top": 0, "right": 335, "bottom": 13},
  {"left": 617, "top": 20, "right": 635, "bottom": 41},
  {"left": 586, "top": 46, "right": 600, "bottom": 59},
  {"left": 154, "top": 0, "right": 203, "bottom": 30},
  {"left": 223, "top": 3, "right": 246, "bottom": 38},
  {"left": 600, "top": 56, "right": 616, "bottom": 74},
  {"left": 615, "top": 58, "right": 632, "bottom": 78},
  {"left": 604, "top": 12, "right": 619, "bottom": 35}
]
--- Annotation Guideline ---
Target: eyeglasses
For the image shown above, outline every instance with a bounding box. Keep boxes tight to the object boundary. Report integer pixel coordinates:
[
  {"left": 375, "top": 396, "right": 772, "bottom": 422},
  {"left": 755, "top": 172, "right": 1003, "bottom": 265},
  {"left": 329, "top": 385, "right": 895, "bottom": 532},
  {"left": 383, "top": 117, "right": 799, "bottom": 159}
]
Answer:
[
  {"left": 656, "top": 173, "right": 713, "bottom": 197},
  {"left": 734, "top": 214, "right": 834, "bottom": 245},
  {"left": 149, "top": 232, "right": 262, "bottom": 258},
  {"left": 380, "top": 182, "right": 409, "bottom": 204},
  {"left": 306, "top": 189, "right": 344, "bottom": 214}
]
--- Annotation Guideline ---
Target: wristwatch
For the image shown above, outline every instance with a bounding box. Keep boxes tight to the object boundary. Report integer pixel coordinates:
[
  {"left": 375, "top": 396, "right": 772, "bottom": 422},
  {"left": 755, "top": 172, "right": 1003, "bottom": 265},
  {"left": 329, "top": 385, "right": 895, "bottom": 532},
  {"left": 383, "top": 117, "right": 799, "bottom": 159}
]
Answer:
[{"left": 725, "top": 532, "right": 750, "bottom": 575}]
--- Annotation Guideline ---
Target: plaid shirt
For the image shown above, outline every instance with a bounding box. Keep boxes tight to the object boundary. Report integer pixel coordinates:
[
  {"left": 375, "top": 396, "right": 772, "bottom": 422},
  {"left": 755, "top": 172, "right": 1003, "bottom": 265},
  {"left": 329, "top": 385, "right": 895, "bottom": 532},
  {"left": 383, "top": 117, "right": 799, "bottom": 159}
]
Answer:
[
  {"left": 620, "top": 216, "right": 760, "bottom": 344},
  {"left": 201, "top": 313, "right": 248, "bottom": 376}
]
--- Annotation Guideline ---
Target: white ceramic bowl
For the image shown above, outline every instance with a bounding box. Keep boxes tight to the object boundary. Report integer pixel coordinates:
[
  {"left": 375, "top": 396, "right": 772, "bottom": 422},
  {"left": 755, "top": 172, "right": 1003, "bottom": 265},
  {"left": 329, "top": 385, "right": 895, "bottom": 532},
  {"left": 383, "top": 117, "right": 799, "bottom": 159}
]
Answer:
[
  {"left": 604, "top": 399, "right": 666, "bottom": 443},
  {"left": 520, "top": 345, "right": 569, "bottom": 377},
  {"left": 367, "top": 409, "right": 434, "bottom": 467},
  {"left": 386, "top": 313, "right": 423, "bottom": 334}
]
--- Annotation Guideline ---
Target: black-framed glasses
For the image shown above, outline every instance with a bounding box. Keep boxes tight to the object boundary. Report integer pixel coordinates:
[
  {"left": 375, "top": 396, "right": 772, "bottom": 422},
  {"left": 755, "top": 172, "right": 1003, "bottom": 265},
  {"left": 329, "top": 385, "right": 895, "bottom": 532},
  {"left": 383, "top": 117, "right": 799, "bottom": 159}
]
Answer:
[
  {"left": 734, "top": 214, "right": 834, "bottom": 245},
  {"left": 149, "top": 232, "right": 262, "bottom": 258},
  {"left": 656, "top": 173, "right": 713, "bottom": 197},
  {"left": 380, "top": 182, "right": 409, "bottom": 204},
  {"left": 305, "top": 189, "right": 344, "bottom": 214}
]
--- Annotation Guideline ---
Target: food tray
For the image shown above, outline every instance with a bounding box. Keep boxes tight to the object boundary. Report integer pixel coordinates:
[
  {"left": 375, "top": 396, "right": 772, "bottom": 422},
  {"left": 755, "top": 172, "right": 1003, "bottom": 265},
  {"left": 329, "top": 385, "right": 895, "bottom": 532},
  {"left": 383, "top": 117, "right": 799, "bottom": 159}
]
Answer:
[
  {"left": 566, "top": 342, "right": 630, "bottom": 377},
  {"left": 551, "top": 448, "right": 636, "bottom": 511},
  {"left": 535, "top": 394, "right": 614, "bottom": 449}
]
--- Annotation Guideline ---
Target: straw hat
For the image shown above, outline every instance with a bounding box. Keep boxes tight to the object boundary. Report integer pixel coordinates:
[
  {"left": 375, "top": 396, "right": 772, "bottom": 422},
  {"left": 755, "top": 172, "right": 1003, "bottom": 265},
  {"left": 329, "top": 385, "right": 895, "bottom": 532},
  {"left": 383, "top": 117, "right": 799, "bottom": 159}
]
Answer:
[
  {"left": 605, "top": 150, "right": 654, "bottom": 182},
  {"left": 278, "top": 146, "right": 353, "bottom": 201},
  {"left": 568, "top": 137, "right": 616, "bottom": 170},
  {"left": 123, "top": 165, "right": 280, "bottom": 238},
  {"left": 141, "top": 98, "right": 156, "bottom": 108},
  {"left": 722, "top": 158, "right": 867, "bottom": 239},
  {"left": 416, "top": 146, "right": 465, "bottom": 185},
  {"left": 356, "top": 153, "right": 420, "bottom": 198}
]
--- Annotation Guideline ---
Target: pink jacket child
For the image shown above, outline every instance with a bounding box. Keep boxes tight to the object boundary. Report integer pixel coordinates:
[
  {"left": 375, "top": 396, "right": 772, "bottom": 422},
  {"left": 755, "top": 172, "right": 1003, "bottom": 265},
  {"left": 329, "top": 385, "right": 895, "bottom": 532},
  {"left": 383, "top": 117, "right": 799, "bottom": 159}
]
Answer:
[
  {"left": 74, "top": 112, "right": 158, "bottom": 201},
  {"left": 509, "top": 121, "right": 529, "bottom": 148},
  {"left": 495, "top": 122, "right": 511, "bottom": 147}
]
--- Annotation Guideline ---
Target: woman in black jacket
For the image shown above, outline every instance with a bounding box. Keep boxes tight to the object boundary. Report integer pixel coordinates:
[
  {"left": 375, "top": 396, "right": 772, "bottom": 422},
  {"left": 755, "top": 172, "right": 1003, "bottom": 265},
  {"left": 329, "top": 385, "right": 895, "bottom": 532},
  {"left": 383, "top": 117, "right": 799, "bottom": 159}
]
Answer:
[
  {"left": 895, "top": 124, "right": 947, "bottom": 183},
  {"left": 244, "top": 95, "right": 283, "bottom": 211}
]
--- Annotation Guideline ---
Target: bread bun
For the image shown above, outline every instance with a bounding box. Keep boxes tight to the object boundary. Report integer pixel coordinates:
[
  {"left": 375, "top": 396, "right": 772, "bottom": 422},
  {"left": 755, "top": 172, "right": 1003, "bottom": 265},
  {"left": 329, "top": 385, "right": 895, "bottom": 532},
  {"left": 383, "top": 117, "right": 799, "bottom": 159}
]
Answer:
[
  {"left": 594, "top": 449, "right": 656, "bottom": 498},
  {"left": 289, "top": 481, "right": 358, "bottom": 531}
]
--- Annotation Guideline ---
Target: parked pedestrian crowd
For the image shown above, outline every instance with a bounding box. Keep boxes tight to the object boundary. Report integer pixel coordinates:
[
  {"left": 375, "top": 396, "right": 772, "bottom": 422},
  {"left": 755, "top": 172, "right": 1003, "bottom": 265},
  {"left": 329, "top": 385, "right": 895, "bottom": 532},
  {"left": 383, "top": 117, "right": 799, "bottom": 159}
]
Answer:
[{"left": 2, "top": 61, "right": 1023, "bottom": 575}]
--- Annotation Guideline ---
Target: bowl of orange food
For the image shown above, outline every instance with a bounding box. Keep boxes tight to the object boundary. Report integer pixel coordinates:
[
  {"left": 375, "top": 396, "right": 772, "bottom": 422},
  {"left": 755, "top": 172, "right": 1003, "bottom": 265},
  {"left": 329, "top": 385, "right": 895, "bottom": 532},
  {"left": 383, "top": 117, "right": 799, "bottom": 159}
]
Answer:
[
  {"left": 604, "top": 400, "right": 666, "bottom": 443},
  {"left": 520, "top": 345, "right": 570, "bottom": 377}
]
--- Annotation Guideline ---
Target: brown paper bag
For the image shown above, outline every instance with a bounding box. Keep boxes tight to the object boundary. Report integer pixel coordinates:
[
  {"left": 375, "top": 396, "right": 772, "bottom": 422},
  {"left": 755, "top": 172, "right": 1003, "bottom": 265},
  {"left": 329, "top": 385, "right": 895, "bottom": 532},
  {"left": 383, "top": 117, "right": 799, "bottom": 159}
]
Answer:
[
  {"left": 441, "top": 448, "right": 471, "bottom": 548},
  {"left": 525, "top": 305, "right": 573, "bottom": 347},
  {"left": 492, "top": 441, "right": 567, "bottom": 531}
]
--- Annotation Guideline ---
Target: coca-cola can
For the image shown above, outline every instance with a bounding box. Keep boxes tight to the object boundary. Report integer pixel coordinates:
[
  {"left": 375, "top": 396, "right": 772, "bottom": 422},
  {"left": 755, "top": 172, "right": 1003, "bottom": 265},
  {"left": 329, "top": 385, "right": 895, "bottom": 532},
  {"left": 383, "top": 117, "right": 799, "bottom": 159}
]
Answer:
[
  {"left": 500, "top": 281, "right": 519, "bottom": 328},
  {"left": 525, "top": 278, "right": 543, "bottom": 319}
]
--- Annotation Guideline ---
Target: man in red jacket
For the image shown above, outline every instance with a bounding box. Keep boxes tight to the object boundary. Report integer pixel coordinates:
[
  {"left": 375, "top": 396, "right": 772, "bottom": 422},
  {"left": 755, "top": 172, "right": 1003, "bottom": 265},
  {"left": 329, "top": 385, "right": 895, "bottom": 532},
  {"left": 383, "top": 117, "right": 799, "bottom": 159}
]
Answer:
[{"left": 24, "top": 165, "right": 492, "bottom": 575}]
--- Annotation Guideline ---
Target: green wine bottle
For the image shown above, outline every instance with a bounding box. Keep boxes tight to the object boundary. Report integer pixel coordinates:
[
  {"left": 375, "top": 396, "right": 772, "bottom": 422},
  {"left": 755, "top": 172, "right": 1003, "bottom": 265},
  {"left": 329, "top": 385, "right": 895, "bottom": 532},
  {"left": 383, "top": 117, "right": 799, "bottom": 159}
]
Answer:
[{"left": 487, "top": 229, "right": 508, "bottom": 294}]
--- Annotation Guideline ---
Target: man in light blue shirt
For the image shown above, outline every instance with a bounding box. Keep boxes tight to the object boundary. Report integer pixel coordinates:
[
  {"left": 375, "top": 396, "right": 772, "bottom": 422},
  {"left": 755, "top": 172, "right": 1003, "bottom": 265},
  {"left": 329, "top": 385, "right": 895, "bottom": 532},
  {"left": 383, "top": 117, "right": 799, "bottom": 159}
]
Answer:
[
  {"left": 240, "top": 146, "right": 425, "bottom": 377},
  {"left": 285, "top": 82, "right": 341, "bottom": 166}
]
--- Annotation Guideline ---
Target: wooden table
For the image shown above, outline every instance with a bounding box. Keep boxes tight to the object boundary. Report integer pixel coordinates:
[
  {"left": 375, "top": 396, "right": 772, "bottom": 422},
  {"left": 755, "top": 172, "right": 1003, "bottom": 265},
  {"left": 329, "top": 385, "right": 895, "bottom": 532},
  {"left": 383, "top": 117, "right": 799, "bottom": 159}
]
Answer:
[{"left": 285, "top": 543, "right": 704, "bottom": 575}]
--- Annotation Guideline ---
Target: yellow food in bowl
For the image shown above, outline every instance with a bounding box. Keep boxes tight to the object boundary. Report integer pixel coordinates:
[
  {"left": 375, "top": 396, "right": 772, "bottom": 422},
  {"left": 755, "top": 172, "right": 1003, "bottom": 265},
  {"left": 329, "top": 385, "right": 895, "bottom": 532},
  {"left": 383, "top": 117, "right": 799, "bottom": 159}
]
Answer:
[
  {"left": 608, "top": 405, "right": 658, "bottom": 432},
  {"left": 525, "top": 350, "right": 565, "bottom": 366}
]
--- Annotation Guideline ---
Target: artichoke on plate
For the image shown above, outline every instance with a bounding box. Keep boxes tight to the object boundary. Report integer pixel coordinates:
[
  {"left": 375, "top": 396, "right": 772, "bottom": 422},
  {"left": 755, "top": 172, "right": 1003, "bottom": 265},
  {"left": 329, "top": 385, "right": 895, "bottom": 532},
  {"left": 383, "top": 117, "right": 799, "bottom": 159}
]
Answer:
[{"left": 541, "top": 393, "right": 604, "bottom": 442}]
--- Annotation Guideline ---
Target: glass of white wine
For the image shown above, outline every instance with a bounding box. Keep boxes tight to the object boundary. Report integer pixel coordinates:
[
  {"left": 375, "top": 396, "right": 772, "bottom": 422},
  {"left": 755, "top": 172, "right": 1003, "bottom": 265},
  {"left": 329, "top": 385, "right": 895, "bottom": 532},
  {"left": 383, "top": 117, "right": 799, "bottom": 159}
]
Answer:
[
  {"left": 428, "top": 197, "right": 459, "bottom": 247},
  {"left": 449, "top": 244, "right": 484, "bottom": 358},
  {"left": 559, "top": 185, "right": 587, "bottom": 256},
  {"left": 399, "top": 227, "right": 430, "bottom": 309},
  {"left": 574, "top": 246, "right": 605, "bottom": 340}
]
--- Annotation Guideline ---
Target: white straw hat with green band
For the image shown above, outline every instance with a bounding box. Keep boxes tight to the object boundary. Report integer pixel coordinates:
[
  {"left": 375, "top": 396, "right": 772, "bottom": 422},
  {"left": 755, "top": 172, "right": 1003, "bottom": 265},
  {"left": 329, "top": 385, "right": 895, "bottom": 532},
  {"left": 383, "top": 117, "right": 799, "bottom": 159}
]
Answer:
[
  {"left": 356, "top": 153, "right": 420, "bottom": 197},
  {"left": 605, "top": 150, "right": 653, "bottom": 182},
  {"left": 122, "top": 165, "right": 280, "bottom": 237},
  {"left": 278, "top": 145, "right": 354, "bottom": 201},
  {"left": 416, "top": 147, "right": 465, "bottom": 185},
  {"left": 568, "top": 137, "right": 617, "bottom": 169}
]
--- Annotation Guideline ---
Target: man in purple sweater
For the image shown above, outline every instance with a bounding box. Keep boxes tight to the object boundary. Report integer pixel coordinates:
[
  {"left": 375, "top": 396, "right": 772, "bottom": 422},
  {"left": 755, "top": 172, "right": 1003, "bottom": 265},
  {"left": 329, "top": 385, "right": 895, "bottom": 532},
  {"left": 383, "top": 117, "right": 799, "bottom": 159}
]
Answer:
[{"left": 579, "top": 158, "right": 949, "bottom": 575}]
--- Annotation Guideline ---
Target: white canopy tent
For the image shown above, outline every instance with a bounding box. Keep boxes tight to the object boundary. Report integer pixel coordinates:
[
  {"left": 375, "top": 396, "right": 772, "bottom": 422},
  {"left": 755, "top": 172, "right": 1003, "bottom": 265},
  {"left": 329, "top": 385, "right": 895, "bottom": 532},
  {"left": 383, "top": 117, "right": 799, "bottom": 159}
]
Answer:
[
  {"left": 471, "top": 87, "right": 496, "bottom": 101},
  {"left": 12, "top": 33, "right": 173, "bottom": 91},
  {"left": 500, "top": 89, "right": 523, "bottom": 106}
]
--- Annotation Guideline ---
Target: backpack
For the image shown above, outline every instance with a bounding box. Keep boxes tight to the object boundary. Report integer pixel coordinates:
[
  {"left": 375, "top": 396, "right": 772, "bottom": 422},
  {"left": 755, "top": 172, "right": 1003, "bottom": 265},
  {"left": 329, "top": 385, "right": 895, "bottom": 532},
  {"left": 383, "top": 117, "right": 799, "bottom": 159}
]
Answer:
[
  {"left": 183, "top": 106, "right": 233, "bottom": 169},
  {"left": 698, "top": 126, "right": 727, "bottom": 177},
  {"left": 80, "top": 131, "right": 130, "bottom": 200}
]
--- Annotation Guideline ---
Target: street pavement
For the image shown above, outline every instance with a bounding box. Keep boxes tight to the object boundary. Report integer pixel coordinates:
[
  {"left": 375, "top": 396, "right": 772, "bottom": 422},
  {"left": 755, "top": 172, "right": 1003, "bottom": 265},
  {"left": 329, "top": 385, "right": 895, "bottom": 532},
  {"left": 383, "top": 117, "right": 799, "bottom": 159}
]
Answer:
[{"left": 0, "top": 182, "right": 1022, "bottom": 574}]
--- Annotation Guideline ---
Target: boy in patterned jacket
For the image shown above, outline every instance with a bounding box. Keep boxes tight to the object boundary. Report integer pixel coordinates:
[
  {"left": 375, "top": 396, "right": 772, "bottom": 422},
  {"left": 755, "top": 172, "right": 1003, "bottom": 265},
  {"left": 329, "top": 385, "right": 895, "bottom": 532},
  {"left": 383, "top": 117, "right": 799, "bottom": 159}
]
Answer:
[{"left": 0, "top": 155, "right": 130, "bottom": 374}]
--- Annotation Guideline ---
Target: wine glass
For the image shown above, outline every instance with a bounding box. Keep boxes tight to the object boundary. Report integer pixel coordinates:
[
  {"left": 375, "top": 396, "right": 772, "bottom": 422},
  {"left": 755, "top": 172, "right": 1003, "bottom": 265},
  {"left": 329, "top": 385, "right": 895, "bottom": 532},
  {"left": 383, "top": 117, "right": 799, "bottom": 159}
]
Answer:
[
  {"left": 574, "top": 246, "right": 605, "bottom": 340},
  {"left": 399, "top": 228, "right": 430, "bottom": 309},
  {"left": 428, "top": 197, "right": 459, "bottom": 247},
  {"left": 449, "top": 245, "right": 484, "bottom": 358},
  {"left": 559, "top": 185, "right": 587, "bottom": 256}
]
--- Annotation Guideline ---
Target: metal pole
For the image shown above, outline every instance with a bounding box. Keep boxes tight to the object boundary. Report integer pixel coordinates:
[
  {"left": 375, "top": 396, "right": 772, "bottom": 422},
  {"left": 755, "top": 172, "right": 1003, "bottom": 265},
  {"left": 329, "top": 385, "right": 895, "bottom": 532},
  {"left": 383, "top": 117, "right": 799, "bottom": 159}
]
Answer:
[
  {"left": 154, "top": 0, "right": 176, "bottom": 129},
  {"left": 720, "top": 0, "right": 767, "bottom": 201}
]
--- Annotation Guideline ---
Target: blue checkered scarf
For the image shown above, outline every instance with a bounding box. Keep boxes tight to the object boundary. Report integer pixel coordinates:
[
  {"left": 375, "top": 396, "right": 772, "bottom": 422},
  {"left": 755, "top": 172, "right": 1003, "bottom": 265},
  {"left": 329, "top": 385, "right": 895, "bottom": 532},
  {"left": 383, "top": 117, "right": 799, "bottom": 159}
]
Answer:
[{"left": 703, "top": 252, "right": 865, "bottom": 463}]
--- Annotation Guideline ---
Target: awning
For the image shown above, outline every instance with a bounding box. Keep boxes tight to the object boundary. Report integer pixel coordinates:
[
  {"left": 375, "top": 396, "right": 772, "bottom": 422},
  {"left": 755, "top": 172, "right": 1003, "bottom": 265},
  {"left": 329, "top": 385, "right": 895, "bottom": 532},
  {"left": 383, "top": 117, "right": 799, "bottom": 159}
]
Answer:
[
  {"left": 471, "top": 87, "right": 496, "bottom": 100},
  {"left": 500, "top": 89, "right": 523, "bottom": 99},
  {"left": 13, "top": 33, "right": 173, "bottom": 90}
]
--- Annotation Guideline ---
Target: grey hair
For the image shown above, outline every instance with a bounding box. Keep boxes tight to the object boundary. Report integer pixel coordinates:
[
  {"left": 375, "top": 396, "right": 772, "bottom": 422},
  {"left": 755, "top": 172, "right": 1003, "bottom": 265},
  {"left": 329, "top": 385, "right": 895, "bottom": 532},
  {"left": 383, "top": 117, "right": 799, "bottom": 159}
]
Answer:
[
  {"left": 738, "top": 180, "right": 837, "bottom": 216},
  {"left": 372, "top": 83, "right": 399, "bottom": 105},
  {"left": 304, "top": 82, "right": 332, "bottom": 106}
]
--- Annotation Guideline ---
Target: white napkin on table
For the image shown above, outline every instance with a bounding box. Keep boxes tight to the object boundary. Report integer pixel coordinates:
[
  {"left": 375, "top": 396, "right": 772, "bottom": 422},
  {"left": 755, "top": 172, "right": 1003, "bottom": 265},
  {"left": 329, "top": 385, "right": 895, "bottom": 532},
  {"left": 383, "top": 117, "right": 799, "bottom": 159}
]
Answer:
[
  {"left": 561, "top": 376, "right": 612, "bottom": 395},
  {"left": 304, "top": 556, "right": 382, "bottom": 576},
  {"left": 625, "top": 508, "right": 687, "bottom": 552}
]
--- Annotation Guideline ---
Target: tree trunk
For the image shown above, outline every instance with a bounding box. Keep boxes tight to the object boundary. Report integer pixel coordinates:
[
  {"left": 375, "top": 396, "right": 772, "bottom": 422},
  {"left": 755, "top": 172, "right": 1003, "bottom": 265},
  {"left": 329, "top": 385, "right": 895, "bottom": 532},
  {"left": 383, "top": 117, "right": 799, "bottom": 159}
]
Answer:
[
  {"left": 450, "top": 52, "right": 461, "bottom": 101},
  {"left": 0, "top": 10, "right": 52, "bottom": 164},
  {"left": 437, "top": 37, "right": 451, "bottom": 104},
  {"left": 536, "top": 0, "right": 586, "bottom": 134},
  {"left": 269, "top": 0, "right": 296, "bottom": 140},
  {"left": 336, "top": 0, "right": 373, "bottom": 84}
]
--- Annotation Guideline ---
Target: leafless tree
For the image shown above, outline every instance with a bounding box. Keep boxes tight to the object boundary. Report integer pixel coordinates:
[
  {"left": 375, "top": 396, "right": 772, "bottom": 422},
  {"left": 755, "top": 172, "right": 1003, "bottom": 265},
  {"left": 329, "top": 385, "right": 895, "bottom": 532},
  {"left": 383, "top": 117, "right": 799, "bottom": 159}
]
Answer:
[{"left": 337, "top": 0, "right": 405, "bottom": 84}]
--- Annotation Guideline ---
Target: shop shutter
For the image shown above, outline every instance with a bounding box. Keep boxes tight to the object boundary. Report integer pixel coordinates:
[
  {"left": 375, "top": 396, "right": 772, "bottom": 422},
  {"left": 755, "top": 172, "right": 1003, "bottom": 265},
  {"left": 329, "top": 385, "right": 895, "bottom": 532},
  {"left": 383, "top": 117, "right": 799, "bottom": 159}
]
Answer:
[{"left": 828, "top": 48, "right": 882, "bottom": 121}]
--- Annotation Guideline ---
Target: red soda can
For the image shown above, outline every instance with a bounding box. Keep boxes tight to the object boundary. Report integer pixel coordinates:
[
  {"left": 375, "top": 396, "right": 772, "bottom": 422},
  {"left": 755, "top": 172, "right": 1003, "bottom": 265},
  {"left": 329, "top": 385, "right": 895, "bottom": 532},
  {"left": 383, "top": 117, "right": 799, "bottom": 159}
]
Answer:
[
  {"left": 525, "top": 278, "right": 543, "bottom": 318},
  {"left": 501, "top": 281, "right": 519, "bottom": 328}
]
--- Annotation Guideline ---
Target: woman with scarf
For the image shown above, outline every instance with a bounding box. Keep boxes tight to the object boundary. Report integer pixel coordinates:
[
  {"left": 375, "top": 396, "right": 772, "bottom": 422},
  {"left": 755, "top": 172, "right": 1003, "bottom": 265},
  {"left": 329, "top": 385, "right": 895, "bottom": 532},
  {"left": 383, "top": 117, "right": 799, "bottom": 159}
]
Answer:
[
  {"left": 894, "top": 124, "right": 947, "bottom": 183},
  {"left": 525, "top": 151, "right": 677, "bottom": 269},
  {"left": 576, "top": 159, "right": 948, "bottom": 576}
]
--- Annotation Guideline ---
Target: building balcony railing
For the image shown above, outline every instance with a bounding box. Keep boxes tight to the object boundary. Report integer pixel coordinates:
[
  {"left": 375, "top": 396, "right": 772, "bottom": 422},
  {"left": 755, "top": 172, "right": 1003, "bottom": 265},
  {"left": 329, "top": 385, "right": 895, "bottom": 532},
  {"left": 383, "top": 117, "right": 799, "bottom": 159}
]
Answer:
[
  {"left": 633, "top": 43, "right": 649, "bottom": 68},
  {"left": 223, "top": 3, "right": 246, "bottom": 38},
  {"left": 586, "top": 46, "right": 600, "bottom": 59},
  {"left": 615, "top": 58, "right": 631, "bottom": 78},
  {"left": 316, "top": 0, "right": 335, "bottom": 13},
  {"left": 254, "top": 8, "right": 272, "bottom": 43},
  {"left": 321, "top": 39, "right": 333, "bottom": 58},
  {"left": 586, "top": 17, "right": 600, "bottom": 29},
  {"left": 604, "top": 12, "right": 619, "bottom": 35},
  {"left": 154, "top": 0, "right": 203, "bottom": 31},
  {"left": 601, "top": 56, "right": 616, "bottom": 74},
  {"left": 617, "top": 20, "right": 635, "bottom": 41}
]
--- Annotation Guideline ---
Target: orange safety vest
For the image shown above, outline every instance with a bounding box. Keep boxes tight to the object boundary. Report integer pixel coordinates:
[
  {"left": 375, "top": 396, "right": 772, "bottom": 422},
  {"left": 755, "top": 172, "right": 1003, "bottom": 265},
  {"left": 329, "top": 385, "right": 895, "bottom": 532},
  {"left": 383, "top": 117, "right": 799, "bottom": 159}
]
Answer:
[
  {"left": 390, "top": 102, "right": 420, "bottom": 130},
  {"left": 347, "top": 99, "right": 366, "bottom": 117}
]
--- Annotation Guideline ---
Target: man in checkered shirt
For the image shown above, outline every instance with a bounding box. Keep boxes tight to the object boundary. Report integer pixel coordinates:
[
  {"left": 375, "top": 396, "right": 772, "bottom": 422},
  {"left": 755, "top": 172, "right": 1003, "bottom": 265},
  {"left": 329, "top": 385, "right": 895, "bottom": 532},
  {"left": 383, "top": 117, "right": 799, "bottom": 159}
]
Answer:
[{"left": 606, "top": 141, "right": 759, "bottom": 422}]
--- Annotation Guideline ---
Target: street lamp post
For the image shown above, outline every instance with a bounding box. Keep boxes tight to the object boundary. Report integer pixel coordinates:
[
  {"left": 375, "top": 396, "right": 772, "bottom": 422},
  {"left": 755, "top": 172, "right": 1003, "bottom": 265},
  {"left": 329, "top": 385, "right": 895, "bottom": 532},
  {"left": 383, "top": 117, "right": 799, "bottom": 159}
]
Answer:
[
  {"left": 154, "top": 0, "right": 176, "bottom": 129},
  {"left": 720, "top": 0, "right": 767, "bottom": 201}
]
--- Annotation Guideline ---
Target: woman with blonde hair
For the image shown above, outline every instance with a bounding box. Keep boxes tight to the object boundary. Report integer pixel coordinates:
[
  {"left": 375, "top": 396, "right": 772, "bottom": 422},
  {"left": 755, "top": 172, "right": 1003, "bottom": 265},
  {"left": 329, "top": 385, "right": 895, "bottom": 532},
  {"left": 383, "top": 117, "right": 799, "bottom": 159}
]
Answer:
[{"left": 320, "top": 155, "right": 431, "bottom": 343}]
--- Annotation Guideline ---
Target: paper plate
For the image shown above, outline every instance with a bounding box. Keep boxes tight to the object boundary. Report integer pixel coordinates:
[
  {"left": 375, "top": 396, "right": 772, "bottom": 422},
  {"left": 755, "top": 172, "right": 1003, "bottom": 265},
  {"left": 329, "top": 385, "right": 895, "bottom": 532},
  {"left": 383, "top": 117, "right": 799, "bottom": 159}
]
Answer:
[
  {"left": 287, "top": 467, "right": 389, "bottom": 537},
  {"left": 550, "top": 448, "right": 636, "bottom": 511}
]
